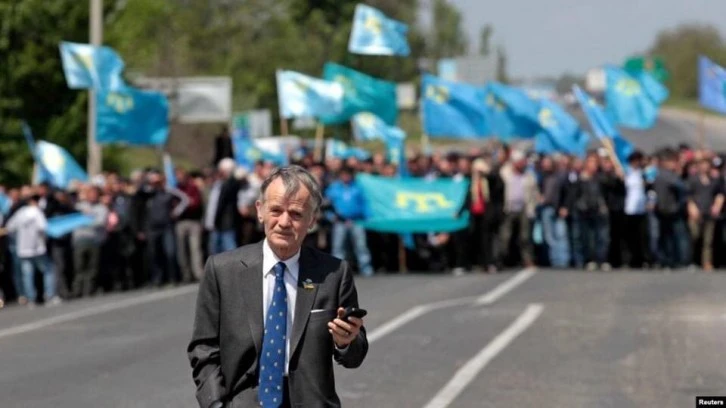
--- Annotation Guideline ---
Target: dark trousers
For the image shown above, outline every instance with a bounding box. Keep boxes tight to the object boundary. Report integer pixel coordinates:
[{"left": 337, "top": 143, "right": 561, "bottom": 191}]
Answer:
[
  {"left": 608, "top": 211, "right": 627, "bottom": 267},
  {"left": 571, "top": 213, "right": 609, "bottom": 266},
  {"left": 657, "top": 214, "right": 689, "bottom": 268},
  {"left": 72, "top": 243, "right": 100, "bottom": 297},
  {"left": 470, "top": 213, "right": 497, "bottom": 269},
  {"left": 147, "top": 227, "right": 178, "bottom": 285},
  {"left": 498, "top": 211, "right": 533, "bottom": 266},
  {"left": 623, "top": 214, "right": 649, "bottom": 267},
  {"left": 50, "top": 241, "right": 72, "bottom": 299}
]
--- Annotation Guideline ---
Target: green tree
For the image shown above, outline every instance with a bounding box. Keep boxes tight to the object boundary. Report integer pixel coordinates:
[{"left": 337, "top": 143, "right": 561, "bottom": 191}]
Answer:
[
  {"left": 647, "top": 24, "right": 726, "bottom": 99},
  {"left": 479, "top": 24, "right": 493, "bottom": 56},
  {"left": 429, "top": 0, "right": 468, "bottom": 60}
]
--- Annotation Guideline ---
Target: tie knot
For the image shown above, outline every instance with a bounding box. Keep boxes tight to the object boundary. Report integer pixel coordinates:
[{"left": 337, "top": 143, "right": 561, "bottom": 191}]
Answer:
[{"left": 273, "top": 262, "right": 286, "bottom": 280}]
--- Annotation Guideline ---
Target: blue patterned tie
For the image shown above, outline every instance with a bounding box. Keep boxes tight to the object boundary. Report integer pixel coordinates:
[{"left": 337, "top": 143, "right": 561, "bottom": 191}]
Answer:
[{"left": 259, "top": 262, "right": 287, "bottom": 407}]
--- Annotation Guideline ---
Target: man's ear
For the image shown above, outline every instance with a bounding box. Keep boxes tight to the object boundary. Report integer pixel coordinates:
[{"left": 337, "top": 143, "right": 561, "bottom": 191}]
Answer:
[{"left": 255, "top": 200, "right": 263, "bottom": 223}]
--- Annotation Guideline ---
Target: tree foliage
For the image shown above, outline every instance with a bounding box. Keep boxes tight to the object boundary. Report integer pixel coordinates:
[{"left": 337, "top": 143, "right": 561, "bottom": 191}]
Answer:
[{"left": 647, "top": 23, "right": 726, "bottom": 99}]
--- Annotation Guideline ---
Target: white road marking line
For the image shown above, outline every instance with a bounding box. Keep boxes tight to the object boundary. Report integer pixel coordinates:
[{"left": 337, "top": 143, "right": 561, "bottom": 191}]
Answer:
[
  {"left": 368, "top": 268, "right": 537, "bottom": 343},
  {"left": 0, "top": 285, "right": 198, "bottom": 340},
  {"left": 421, "top": 303, "right": 544, "bottom": 408},
  {"left": 475, "top": 267, "right": 537, "bottom": 305}
]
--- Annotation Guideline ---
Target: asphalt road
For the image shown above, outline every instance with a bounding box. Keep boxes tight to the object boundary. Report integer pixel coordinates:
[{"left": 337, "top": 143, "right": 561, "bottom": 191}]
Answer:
[{"left": 1, "top": 267, "right": 725, "bottom": 408}]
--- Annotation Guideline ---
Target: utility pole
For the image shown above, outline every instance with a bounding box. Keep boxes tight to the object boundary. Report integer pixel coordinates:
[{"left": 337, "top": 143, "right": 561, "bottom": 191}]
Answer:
[{"left": 87, "top": 0, "right": 103, "bottom": 176}]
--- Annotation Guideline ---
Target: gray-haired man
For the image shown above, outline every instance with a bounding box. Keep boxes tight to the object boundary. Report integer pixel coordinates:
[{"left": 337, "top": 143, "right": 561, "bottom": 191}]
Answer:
[{"left": 188, "top": 165, "right": 368, "bottom": 408}]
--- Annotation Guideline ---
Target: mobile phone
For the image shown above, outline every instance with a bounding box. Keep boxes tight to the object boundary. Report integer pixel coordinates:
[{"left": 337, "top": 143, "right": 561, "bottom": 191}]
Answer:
[{"left": 341, "top": 307, "right": 367, "bottom": 322}]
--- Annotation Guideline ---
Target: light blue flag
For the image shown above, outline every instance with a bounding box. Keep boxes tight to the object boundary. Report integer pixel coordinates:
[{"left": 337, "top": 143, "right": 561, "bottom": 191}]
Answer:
[
  {"left": 352, "top": 112, "right": 405, "bottom": 142},
  {"left": 698, "top": 56, "right": 726, "bottom": 114},
  {"left": 59, "top": 41, "right": 125, "bottom": 90},
  {"left": 348, "top": 4, "right": 410, "bottom": 57},
  {"left": 276, "top": 70, "right": 344, "bottom": 119},
  {"left": 96, "top": 86, "right": 169, "bottom": 146},
  {"left": 163, "top": 153, "right": 177, "bottom": 188},
  {"left": 386, "top": 136, "right": 409, "bottom": 178},
  {"left": 573, "top": 85, "right": 634, "bottom": 165},
  {"left": 232, "top": 136, "right": 288, "bottom": 170},
  {"left": 604, "top": 66, "right": 669, "bottom": 129},
  {"left": 422, "top": 74, "right": 489, "bottom": 138},
  {"left": 0, "top": 192, "right": 11, "bottom": 216},
  {"left": 34, "top": 141, "right": 89, "bottom": 189},
  {"left": 534, "top": 99, "right": 590, "bottom": 157},
  {"left": 483, "top": 83, "right": 540, "bottom": 139},
  {"left": 46, "top": 213, "right": 95, "bottom": 239},
  {"left": 325, "top": 139, "right": 371, "bottom": 161},
  {"left": 322, "top": 63, "right": 398, "bottom": 126},
  {"left": 356, "top": 174, "right": 469, "bottom": 233}
]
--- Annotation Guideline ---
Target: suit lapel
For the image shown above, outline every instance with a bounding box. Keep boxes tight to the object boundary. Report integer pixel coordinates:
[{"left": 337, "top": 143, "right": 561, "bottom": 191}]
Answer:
[
  {"left": 239, "top": 242, "right": 264, "bottom": 355},
  {"left": 290, "top": 246, "right": 319, "bottom": 357}
]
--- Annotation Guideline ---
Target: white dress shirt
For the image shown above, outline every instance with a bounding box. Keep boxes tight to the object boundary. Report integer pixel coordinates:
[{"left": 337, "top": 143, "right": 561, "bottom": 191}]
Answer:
[{"left": 261, "top": 239, "right": 300, "bottom": 375}]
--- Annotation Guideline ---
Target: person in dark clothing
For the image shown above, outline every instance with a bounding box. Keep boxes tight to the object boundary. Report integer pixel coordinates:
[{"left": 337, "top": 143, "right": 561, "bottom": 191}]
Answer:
[
  {"left": 652, "top": 149, "right": 689, "bottom": 268},
  {"left": 567, "top": 156, "right": 610, "bottom": 270},
  {"left": 135, "top": 170, "right": 190, "bottom": 286},
  {"left": 46, "top": 190, "right": 75, "bottom": 299},
  {"left": 686, "top": 158, "right": 724, "bottom": 270},
  {"left": 105, "top": 179, "right": 135, "bottom": 290},
  {"left": 538, "top": 156, "right": 570, "bottom": 268},
  {"left": 175, "top": 168, "right": 205, "bottom": 282},
  {"left": 469, "top": 158, "right": 503, "bottom": 272},
  {"left": 204, "top": 159, "right": 242, "bottom": 256},
  {"left": 212, "top": 127, "right": 234, "bottom": 167},
  {"left": 598, "top": 156, "right": 626, "bottom": 267}
]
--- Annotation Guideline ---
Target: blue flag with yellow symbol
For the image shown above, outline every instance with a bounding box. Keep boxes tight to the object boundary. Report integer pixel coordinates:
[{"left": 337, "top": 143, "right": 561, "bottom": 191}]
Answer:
[
  {"left": 276, "top": 70, "right": 344, "bottom": 119},
  {"left": 46, "top": 213, "right": 96, "bottom": 239},
  {"left": 604, "top": 66, "right": 668, "bottom": 129},
  {"left": 232, "top": 137, "right": 288, "bottom": 170},
  {"left": 351, "top": 112, "right": 408, "bottom": 177},
  {"left": 422, "top": 74, "right": 488, "bottom": 138},
  {"left": 33, "top": 141, "right": 89, "bottom": 189},
  {"left": 574, "top": 85, "right": 634, "bottom": 166},
  {"left": 698, "top": 56, "right": 726, "bottom": 114},
  {"left": 322, "top": 63, "right": 398, "bottom": 126},
  {"left": 356, "top": 174, "right": 469, "bottom": 233},
  {"left": 483, "top": 82, "right": 540, "bottom": 139},
  {"left": 348, "top": 4, "right": 410, "bottom": 57},
  {"left": 325, "top": 139, "right": 371, "bottom": 161},
  {"left": 534, "top": 99, "right": 590, "bottom": 157},
  {"left": 0, "top": 192, "right": 11, "bottom": 216},
  {"left": 59, "top": 41, "right": 125, "bottom": 90},
  {"left": 96, "top": 86, "right": 169, "bottom": 146}
]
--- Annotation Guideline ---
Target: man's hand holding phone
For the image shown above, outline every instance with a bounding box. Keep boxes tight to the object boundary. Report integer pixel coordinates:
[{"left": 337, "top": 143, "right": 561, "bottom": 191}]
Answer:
[{"left": 328, "top": 307, "right": 367, "bottom": 348}]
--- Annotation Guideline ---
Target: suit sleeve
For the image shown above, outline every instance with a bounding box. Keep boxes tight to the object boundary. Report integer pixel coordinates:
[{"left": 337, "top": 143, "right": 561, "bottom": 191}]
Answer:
[
  {"left": 333, "top": 261, "right": 369, "bottom": 369},
  {"left": 188, "top": 257, "right": 228, "bottom": 408}
]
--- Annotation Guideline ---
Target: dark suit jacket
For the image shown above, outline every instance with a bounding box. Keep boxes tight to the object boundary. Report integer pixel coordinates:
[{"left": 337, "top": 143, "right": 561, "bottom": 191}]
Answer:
[{"left": 188, "top": 241, "right": 368, "bottom": 408}]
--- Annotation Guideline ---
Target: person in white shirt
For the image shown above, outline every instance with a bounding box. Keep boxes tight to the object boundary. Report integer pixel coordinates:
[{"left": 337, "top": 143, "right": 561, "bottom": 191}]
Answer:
[
  {"left": 623, "top": 151, "right": 650, "bottom": 268},
  {"left": 4, "top": 194, "right": 60, "bottom": 308}
]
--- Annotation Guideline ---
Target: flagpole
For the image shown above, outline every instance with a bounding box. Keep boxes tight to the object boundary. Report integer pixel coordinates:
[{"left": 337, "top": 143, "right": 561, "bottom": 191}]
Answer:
[
  {"left": 280, "top": 117, "right": 289, "bottom": 136},
  {"left": 87, "top": 0, "right": 103, "bottom": 177},
  {"left": 699, "top": 111, "right": 706, "bottom": 150},
  {"left": 601, "top": 137, "right": 624, "bottom": 175},
  {"left": 313, "top": 122, "right": 325, "bottom": 162},
  {"left": 398, "top": 236, "right": 408, "bottom": 273}
]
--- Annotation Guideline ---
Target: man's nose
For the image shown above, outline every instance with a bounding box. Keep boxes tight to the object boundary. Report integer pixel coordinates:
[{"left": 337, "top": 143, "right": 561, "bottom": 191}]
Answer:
[{"left": 278, "top": 212, "right": 292, "bottom": 227}]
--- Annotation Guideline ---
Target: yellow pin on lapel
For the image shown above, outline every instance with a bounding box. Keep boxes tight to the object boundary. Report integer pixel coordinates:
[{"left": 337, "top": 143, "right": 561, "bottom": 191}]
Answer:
[{"left": 302, "top": 278, "right": 315, "bottom": 290}]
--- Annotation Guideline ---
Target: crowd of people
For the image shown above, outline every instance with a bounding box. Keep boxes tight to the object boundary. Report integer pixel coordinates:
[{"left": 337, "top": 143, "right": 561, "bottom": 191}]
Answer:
[{"left": 0, "top": 140, "right": 723, "bottom": 309}]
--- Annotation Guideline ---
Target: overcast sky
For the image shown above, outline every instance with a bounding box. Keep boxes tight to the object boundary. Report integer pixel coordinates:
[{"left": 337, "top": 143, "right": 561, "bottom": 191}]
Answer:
[{"left": 445, "top": 0, "right": 726, "bottom": 78}]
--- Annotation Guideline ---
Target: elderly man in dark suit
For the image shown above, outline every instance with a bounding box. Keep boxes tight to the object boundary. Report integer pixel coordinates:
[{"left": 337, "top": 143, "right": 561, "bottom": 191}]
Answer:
[{"left": 188, "top": 165, "right": 368, "bottom": 408}]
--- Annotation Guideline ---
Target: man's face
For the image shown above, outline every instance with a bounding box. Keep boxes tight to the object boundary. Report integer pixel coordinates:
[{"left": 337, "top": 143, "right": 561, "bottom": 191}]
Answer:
[{"left": 256, "top": 178, "right": 315, "bottom": 258}]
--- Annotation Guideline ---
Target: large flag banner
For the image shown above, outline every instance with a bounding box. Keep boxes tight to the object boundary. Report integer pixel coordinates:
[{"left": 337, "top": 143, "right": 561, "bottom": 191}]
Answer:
[
  {"left": 351, "top": 112, "right": 405, "bottom": 142},
  {"left": 348, "top": 4, "right": 410, "bottom": 57},
  {"left": 276, "top": 70, "right": 344, "bottom": 119},
  {"left": 573, "top": 85, "right": 634, "bottom": 166},
  {"left": 322, "top": 63, "right": 398, "bottom": 125},
  {"left": 483, "top": 83, "right": 540, "bottom": 139},
  {"left": 34, "top": 141, "right": 89, "bottom": 189},
  {"left": 421, "top": 74, "right": 488, "bottom": 138},
  {"left": 357, "top": 174, "right": 469, "bottom": 233},
  {"left": 232, "top": 136, "right": 288, "bottom": 169},
  {"left": 698, "top": 56, "right": 726, "bottom": 114},
  {"left": 163, "top": 153, "right": 177, "bottom": 188},
  {"left": 96, "top": 86, "right": 169, "bottom": 145},
  {"left": 46, "top": 213, "right": 95, "bottom": 239},
  {"left": 59, "top": 41, "right": 125, "bottom": 90},
  {"left": 325, "top": 139, "right": 371, "bottom": 161},
  {"left": 604, "top": 66, "right": 669, "bottom": 129},
  {"left": 534, "top": 99, "right": 590, "bottom": 157}
]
